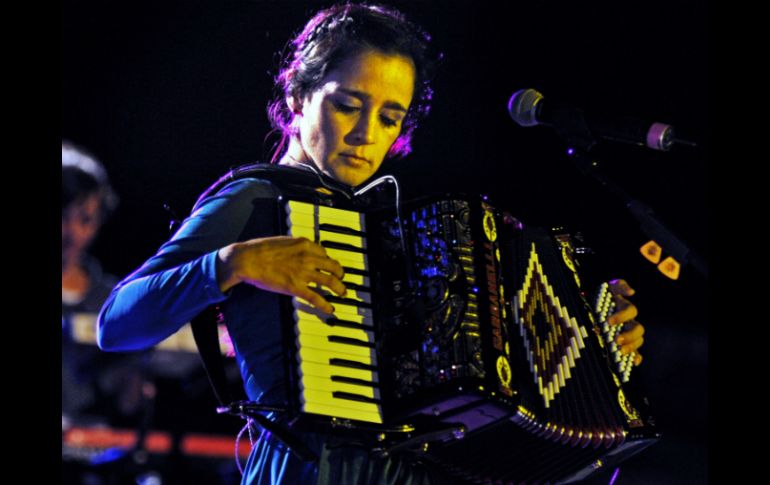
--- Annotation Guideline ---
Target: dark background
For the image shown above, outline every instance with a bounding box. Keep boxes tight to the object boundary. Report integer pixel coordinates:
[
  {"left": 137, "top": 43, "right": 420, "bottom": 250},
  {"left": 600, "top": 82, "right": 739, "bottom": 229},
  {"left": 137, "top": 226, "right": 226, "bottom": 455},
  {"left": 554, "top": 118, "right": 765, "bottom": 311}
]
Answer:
[{"left": 62, "top": 0, "right": 709, "bottom": 483}]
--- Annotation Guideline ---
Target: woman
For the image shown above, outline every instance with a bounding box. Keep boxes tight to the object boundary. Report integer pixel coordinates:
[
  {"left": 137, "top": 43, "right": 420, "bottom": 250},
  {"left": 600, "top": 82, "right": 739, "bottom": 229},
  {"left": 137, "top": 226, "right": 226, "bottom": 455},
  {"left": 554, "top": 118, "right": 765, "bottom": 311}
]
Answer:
[{"left": 98, "top": 4, "right": 644, "bottom": 483}]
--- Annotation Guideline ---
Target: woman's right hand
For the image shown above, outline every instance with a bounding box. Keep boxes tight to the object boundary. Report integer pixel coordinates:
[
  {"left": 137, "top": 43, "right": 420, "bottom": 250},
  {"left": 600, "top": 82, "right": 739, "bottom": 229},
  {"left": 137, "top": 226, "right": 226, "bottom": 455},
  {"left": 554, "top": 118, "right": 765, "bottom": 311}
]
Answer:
[{"left": 217, "top": 236, "right": 346, "bottom": 314}]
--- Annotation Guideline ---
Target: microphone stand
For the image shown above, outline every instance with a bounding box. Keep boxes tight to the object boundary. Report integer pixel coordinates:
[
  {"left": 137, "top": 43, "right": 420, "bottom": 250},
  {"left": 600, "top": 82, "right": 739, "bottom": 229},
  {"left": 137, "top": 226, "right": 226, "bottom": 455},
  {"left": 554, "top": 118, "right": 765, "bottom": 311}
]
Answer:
[{"left": 553, "top": 117, "right": 708, "bottom": 280}]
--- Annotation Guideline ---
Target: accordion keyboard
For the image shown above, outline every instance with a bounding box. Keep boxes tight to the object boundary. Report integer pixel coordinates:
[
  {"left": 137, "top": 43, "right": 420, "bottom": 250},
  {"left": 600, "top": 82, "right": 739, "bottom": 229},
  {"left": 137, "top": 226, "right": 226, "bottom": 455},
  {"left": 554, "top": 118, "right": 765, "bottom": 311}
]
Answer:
[{"left": 285, "top": 200, "right": 383, "bottom": 424}]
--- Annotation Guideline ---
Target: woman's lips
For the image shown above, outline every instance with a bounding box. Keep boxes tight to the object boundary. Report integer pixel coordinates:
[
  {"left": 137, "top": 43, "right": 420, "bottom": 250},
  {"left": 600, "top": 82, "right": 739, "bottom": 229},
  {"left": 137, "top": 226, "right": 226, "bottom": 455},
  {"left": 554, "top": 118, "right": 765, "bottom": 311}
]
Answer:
[{"left": 340, "top": 154, "right": 369, "bottom": 166}]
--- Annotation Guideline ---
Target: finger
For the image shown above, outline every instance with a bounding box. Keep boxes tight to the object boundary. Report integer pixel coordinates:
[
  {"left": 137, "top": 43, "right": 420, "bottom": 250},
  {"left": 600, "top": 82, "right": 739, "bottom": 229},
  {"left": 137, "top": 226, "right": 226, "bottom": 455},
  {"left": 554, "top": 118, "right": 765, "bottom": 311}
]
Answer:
[
  {"left": 609, "top": 278, "right": 635, "bottom": 297},
  {"left": 310, "top": 270, "right": 347, "bottom": 297},
  {"left": 314, "top": 255, "right": 346, "bottom": 281},
  {"left": 294, "top": 237, "right": 328, "bottom": 257},
  {"left": 609, "top": 298, "right": 638, "bottom": 325},
  {"left": 633, "top": 353, "right": 643, "bottom": 366},
  {"left": 295, "top": 286, "right": 335, "bottom": 314},
  {"left": 620, "top": 336, "right": 644, "bottom": 355},
  {"left": 616, "top": 321, "right": 645, "bottom": 345}
]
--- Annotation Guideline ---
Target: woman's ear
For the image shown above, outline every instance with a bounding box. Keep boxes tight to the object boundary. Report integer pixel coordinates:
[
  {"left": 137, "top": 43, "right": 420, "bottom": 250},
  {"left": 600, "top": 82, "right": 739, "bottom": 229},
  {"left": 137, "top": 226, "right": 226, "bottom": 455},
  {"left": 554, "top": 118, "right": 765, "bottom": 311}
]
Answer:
[{"left": 287, "top": 95, "right": 302, "bottom": 115}]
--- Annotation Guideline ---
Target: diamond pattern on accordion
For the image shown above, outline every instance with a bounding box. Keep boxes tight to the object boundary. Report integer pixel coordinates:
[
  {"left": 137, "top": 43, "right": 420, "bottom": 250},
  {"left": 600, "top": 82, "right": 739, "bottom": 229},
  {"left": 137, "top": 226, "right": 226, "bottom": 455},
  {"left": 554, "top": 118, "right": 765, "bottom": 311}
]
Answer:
[{"left": 516, "top": 242, "right": 589, "bottom": 409}]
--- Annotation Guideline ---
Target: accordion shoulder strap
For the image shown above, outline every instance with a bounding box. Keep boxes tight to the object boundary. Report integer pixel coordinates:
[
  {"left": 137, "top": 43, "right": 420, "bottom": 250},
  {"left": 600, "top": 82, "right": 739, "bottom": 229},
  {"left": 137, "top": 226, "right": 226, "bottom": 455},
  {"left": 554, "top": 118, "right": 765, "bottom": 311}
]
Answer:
[{"left": 193, "top": 162, "right": 356, "bottom": 210}]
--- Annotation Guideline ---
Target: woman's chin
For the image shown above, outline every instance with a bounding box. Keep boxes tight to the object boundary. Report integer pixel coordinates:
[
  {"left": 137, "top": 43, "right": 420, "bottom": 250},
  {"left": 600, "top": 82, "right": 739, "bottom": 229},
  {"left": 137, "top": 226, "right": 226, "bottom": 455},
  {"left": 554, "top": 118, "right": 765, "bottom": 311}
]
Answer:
[{"left": 333, "top": 167, "right": 372, "bottom": 187}]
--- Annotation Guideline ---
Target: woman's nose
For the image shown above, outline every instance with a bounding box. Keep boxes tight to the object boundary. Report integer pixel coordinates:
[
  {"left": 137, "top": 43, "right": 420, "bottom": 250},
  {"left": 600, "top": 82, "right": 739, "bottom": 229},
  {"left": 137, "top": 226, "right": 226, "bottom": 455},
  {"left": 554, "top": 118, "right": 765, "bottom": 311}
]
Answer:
[{"left": 347, "top": 113, "right": 376, "bottom": 145}]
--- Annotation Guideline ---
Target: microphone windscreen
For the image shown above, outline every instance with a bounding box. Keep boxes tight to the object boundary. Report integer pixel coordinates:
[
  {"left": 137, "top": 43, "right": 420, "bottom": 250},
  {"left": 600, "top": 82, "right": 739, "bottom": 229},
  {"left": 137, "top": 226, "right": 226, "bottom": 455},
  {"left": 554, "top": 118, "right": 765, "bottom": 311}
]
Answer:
[{"left": 507, "top": 88, "right": 544, "bottom": 127}]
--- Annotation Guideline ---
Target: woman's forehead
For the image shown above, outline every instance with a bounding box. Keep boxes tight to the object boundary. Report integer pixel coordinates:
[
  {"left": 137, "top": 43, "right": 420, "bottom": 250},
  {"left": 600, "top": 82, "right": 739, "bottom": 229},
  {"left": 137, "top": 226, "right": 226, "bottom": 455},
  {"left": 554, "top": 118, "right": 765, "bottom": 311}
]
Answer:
[{"left": 319, "top": 49, "right": 415, "bottom": 105}]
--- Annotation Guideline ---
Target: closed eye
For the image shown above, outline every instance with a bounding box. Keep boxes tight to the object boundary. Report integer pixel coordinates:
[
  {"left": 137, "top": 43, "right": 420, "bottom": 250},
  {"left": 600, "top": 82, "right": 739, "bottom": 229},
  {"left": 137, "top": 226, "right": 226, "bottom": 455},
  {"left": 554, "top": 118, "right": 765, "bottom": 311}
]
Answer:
[
  {"left": 380, "top": 115, "right": 399, "bottom": 127},
  {"left": 333, "top": 101, "right": 360, "bottom": 113}
]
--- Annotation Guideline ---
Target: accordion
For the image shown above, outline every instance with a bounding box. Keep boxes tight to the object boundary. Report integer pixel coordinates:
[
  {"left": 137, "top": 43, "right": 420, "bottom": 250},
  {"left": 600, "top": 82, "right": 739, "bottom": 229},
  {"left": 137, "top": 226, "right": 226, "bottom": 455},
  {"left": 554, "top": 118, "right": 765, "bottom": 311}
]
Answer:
[{"left": 277, "top": 192, "right": 658, "bottom": 484}]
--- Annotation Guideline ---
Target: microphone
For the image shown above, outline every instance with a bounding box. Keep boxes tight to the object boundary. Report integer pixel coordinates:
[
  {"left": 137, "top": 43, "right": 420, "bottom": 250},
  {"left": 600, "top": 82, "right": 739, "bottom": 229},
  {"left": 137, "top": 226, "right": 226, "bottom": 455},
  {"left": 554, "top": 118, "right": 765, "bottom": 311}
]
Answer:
[{"left": 507, "top": 88, "right": 684, "bottom": 151}]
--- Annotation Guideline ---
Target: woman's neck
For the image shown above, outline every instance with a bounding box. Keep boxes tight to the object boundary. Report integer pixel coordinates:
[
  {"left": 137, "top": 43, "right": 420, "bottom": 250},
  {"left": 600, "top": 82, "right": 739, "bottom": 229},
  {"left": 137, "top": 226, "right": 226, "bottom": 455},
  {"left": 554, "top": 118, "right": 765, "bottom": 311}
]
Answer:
[{"left": 279, "top": 139, "right": 314, "bottom": 169}]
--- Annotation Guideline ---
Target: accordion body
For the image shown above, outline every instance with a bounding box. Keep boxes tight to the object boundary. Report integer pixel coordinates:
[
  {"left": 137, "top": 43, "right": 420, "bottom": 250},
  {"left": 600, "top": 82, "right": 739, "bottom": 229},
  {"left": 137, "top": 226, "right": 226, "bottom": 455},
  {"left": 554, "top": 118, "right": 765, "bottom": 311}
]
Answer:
[{"left": 275, "top": 191, "right": 658, "bottom": 484}]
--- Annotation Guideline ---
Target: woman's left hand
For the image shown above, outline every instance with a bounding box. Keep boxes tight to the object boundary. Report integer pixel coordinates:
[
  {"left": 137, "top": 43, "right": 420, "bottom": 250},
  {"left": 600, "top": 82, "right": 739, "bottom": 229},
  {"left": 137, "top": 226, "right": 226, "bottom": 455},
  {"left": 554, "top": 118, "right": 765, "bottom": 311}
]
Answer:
[{"left": 608, "top": 279, "right": 645, "bottom": 366}]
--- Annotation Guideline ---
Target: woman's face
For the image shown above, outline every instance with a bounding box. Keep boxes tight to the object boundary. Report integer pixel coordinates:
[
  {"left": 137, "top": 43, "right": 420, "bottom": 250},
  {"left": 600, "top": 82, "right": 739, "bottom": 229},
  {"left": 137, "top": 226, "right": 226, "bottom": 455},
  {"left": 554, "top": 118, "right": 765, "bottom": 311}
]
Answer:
[{"left": 293, "top": 48, "right": 416, "bottom": 187}]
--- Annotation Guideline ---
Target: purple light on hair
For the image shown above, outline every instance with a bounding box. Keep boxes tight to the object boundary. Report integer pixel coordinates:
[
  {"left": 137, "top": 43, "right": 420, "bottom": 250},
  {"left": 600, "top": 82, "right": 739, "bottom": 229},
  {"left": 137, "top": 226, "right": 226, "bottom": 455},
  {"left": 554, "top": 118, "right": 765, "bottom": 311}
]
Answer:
[
  {"left": 608, "top": 467, "right": 621, "bottom": 485},
  {"left": 388, "top": 136, "right": 412, "bottom": 157}
]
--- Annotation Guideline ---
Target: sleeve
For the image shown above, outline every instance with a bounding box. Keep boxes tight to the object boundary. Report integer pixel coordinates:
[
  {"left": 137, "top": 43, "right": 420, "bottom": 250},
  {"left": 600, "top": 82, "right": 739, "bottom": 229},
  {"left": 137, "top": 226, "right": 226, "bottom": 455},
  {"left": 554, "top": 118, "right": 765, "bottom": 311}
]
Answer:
[{"left": 97, "top": 177, "right": 279, "bottom": 351}]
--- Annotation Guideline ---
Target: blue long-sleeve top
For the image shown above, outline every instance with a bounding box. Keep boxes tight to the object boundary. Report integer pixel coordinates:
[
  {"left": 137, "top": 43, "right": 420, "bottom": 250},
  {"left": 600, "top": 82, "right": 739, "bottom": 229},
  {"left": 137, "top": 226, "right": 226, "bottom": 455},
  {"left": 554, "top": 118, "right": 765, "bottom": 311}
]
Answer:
[{"left": 98, "top": 176, "right": 288, "bottom": 404}]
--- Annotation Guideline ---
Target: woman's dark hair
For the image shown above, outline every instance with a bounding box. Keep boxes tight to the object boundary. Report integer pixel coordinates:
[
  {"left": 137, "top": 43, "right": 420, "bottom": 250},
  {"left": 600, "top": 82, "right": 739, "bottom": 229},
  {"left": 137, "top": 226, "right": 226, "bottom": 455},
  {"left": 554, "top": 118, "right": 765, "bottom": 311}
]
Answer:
[
  {"left": 62, "top": 141, "right": 118, "bottom": 219},
  {"left": 267, "top": 2, "right": 440, "bottom": 162}
]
